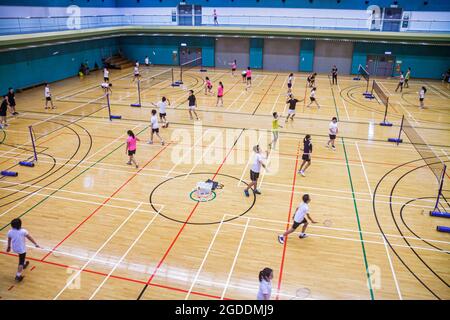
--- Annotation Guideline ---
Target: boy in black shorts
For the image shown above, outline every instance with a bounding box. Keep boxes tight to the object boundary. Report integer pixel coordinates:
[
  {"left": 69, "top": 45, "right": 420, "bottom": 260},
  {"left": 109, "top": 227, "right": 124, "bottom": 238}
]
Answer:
[
  {"left": 285, "top": 94, "right": 299, "bottom": 122},
  {"left": 298, "top": 134, "right": 312, "bottom": 177},
  {"left": 187, "top": 90, "right": 199, "bottom": 120},
  {"left": 278, "top": 194, "right": 317, "bottom": 243}
]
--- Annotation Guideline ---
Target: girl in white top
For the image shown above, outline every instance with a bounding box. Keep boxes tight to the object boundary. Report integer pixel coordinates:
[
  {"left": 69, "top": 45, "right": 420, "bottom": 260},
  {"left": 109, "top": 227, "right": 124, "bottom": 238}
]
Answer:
[
  {"left": 132, "top": 66, "right": 140, "bottom": 82},
  {"left": 327, "top": 117, "right": 338, "bottom": 150},
  {"left": 148, "top": 109, "right": 165, "bottom": 145},
  {"left": 145, "top": 56, "right": 150, "bottom": 66},
  {"left": 152, "top": 96, "right": 170, "bottom": 128},
  {"left": 257, "top": 268, "right": 273, "bottom": 300},
  {"left": 306, "top": 87, "right": 320, "bottom": 109},
  {"left": 7, "top": 218, "right": 40, "bottom": 282},
  {"left": 278, "top": 194, "right": 317, "bottom": 244},
  {"left": 103, "top": 67, "right": 109, "bottom": 82},
  {"left": 44, "top": 83, "right": 55, "bottom": 109},
  {"left": 101, "top": 82, "right": 112, "bottom": 95},
  {"left": 419, "top": 86, "right": 427, "bottom": 109}
]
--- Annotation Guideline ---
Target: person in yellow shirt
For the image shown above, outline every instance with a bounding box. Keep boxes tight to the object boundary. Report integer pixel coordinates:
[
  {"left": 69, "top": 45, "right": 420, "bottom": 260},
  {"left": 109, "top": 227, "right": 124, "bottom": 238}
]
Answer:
[{"left": 269, "top": 112, "right": 283, "bottom": 150}]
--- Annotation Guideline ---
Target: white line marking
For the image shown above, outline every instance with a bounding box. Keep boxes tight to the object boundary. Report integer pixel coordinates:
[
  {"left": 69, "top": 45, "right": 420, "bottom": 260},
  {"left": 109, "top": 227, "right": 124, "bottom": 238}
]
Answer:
[
  {"left": 53, "top": 202, "right": 144, "bottom": 300},
  {"left": 220, "top": 218, "right": 250, "bottom": 300}
]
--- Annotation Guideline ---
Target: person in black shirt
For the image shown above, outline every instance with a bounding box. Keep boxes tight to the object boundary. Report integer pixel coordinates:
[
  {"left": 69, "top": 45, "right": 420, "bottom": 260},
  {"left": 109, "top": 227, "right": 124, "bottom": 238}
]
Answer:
[
  {"left": 0, "top": 95, "right": 10, "bottom": 129},
  {"left": 187, "top": 90, "right": 199, "bottom": 120},
  {"left": 7, "top": 88, "right": 18, "bottom": 115},
  {"left": 331, "top": 65, "right": 338, "bottom": 85},
  {"left": 298, "top": 135, "right": 312, "bottom": 177},
  {"left": 285, "top": 94, "right": 299, "bottom": 122},
  {"left": 307, "top": 73, "right": 317, "bottom": 88}
]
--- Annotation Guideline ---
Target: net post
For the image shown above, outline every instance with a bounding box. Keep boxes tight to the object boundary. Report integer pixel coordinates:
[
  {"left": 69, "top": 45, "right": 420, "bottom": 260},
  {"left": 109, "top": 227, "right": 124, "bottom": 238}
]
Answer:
[
  {"left": 433, "top": 164, "right": 446, "bottom": 212},
  {"left": 29, "top": 125, "right": 38, "bottom": 162},
  {"left": 130, "top": 79, "right": 142, "bottom": 107},
  {"left": 387, "top": 115, "right": 403, "bottom": 144},
  {"left": 106, "top": 93, "right": 112, "bottom": 121}
]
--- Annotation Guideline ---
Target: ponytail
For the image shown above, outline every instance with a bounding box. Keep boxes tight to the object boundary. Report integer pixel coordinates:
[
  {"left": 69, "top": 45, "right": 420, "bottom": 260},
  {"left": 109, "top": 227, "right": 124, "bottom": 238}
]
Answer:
[
  {"left": 259, "top": 267, "right": 273, "bottom": 282},
  {"left": 304, "top": 134, "right": 311, "bottom": 143},
  {"left": 127, "top": 130, "right": 135, "bottom": 139}
]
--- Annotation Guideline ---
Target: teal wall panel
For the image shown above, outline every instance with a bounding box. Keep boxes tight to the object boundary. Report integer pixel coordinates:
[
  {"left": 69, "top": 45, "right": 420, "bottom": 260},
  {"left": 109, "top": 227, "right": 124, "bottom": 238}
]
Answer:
[
  {"left": 299, "top": 40, "right": 315, "bottom": 72},
  {"left": 0, "top": 38, "right": 118, "bottom": 91},
  {"left": 351, "top": 43, "right": 450, "bottom": 79},
  {"left": 249, "top": 38, "right": 263, "bottom": 69}
]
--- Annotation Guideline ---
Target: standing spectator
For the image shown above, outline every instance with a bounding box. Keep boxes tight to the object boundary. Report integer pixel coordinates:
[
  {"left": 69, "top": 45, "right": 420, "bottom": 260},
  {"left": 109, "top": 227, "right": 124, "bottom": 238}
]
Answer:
[
  {"left": 0, "top": 95, "right": 9, "bottom": 129},
  {"left": 213, "top": 9, "right": 218, "bottom": 25},
  {"left": 6, "top": 218, "right": 40, "bottom": 282},
  {"left": 404, "top": 67, "right": 411, "bottom": 88},
  {"left": 331, "top": 65, "right": 338, "bottom": 85}
]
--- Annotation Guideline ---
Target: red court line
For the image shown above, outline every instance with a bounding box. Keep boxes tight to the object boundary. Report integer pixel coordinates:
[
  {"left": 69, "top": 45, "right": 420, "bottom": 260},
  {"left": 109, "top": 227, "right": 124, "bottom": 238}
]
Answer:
[
  {"left": 0, "top": 251, "right": 228, "bottom": 300},
  {"left": 40, "top": 143, "right": 171, "bottom": 261},
  {"left": 276, "top": 142, "right": 301, "bottom": 300},
  {"left": 142, "top": 133, "right": 240, "bottom": 292}
]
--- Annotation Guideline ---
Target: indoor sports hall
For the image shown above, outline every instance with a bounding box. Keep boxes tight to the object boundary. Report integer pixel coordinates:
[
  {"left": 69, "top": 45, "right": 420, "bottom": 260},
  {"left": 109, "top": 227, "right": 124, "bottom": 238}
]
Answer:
[{"left": 0, "top": 0, "right": 449, "bottom": 301}]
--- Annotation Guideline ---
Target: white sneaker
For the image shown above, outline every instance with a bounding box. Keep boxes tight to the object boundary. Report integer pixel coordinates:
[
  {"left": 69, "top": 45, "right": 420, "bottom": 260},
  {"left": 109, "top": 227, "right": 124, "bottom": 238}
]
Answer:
[
  {"left": 299, "top": 233, "right": 308, "bottom": 239},
  {"left": 332, "top": 146, "right": 336, "bottom": 151},
  {"left": 277, "top": 235, "right": 284, "bottom": 244},
  {"left": 147, "top": 140, "right": 153, "bottom": 144},
  {"left": 299, "top": 170, "right": 305, "bottom": 177}
]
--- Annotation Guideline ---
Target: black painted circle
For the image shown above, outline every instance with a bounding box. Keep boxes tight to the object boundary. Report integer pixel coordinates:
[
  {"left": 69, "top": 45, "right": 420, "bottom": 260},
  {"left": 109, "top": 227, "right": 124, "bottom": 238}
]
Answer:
[{"left": 149, "top": 172, "right": 256, "bottom": 225}]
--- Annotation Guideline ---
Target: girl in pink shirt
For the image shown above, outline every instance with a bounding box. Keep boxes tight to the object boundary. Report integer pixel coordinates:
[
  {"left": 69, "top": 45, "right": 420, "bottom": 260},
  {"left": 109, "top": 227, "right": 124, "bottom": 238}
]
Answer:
[
  {"left": 216, "top": 81, "right": 224, "bottom": 107},
  {"left": 246, "top": 67, "right": 252, "bottom": 90},
  {"left": 126, "top": 130, "right": 140, "bottom": 168},
  {"left": 205, "top": 76, "right": 213, "bottom": 95}
]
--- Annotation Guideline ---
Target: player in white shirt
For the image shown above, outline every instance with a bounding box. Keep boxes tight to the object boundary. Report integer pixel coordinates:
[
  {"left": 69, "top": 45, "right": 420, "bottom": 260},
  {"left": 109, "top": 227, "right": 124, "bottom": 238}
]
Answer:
[
  {"left": 103, "top": 67, "right": 110, "bottom": 82},
  {"left": 244, "top": 145, "right": 268, "bottom": 197},
  {"left": 287, "top": 73, "right": 294, "bottom": 94},
  {"left": 306, "top": 87, "right": 320, "bottom": 109},
  {"left": 148, "top": 109, "right": 165, "bottom": 145},
  {"left": 395, "top": 71, "right": 405, "bottom": 92},
  {"left": 326, "top": 117, "right": 338, "bottom": 150},
  {"left": 132, "top": 65, "right": 140, "bottom": 82},
  {"left": 419, "top": 86, "right": 427, "bottom": 109},
  {"left": 257, "top": 268, "right": 273, "bottom": 300},
  {"left": 152, "top": 96, "right": 170, "bottom": 128},
  {"left": 44, "top": 83, "right": 55, "bottom": 109},
  {"left": 101, "top": 82, "right": 112, "bottom": 95},
  {"left": 145, "top": 56, "right": 150, "bottom": 66},
  {"left": 6, "top": 218, "right": 40, "bottom": 282},
  {"left": 278, "top": 194, "right": 317, "bottom": 244}
]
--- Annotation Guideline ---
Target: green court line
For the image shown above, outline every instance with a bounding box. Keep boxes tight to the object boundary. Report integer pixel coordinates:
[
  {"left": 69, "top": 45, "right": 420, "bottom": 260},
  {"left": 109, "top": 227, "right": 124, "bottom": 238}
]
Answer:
[
  {"left": 341, "top": 137, "right": 375, "bottom": 300},
  {"left": 329, "top": 76, "right": 374, "bottom": 300},
  {"left": 0, "top": 125, "right": 148, "bottom": 232}
]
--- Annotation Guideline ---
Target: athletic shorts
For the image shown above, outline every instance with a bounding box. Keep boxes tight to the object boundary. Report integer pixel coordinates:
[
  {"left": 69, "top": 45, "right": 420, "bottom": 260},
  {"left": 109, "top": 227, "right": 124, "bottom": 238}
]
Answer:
[
  {"left": 217, "top": 95, "right": 223, "bottom": 98},
  {"left": 207, "top": 85, "right": 212, "bottom": 89},
  {"left": 329, "top": 134, "right": 336, "bottom": 140},
  {"left": 128, "top": 150, "right": 136, "bottom": 156},
  {"left": 104, "top": 77, "right": 109, "bottom": 81},
  {"left": 292, "top": 218, "right": 307, "bottom": 229},
  {"left": 152, "top": 128, "right": 159, "bottom": 133},
  {"left": 405, "top": 79, "right": 409, "bottom": 83},
  {"left": 419, "top": 98, "right": 424, "bottom": 102},
  {"left": 189, "top": 105, "right": 196, "bottom": 110},
  {"left": 310, "top": 97, "right": 316, "bottom": 102},
  {"left": 288, "top": 109, "right": 296, "bottom": 114},
  {"left": 159, "top": 112, "right": 166, "bottom": 119},
  {"left": 134, "top": 74, "right": 139, "bottom": 77},
  {"left": 250, "top": 170, "right": 259, "bottom": 181},
  {"left": 247, "top": 77, "right": 252, "bottom": 81},
  {"left": 18, "top": 252, "right": 26, "bottom": 266},
  {"left": 9, "top": 101, "right": 16, "bottom": 107},
  {"left": 287, "top": 83, "right": 292, "bottom": 88},
  {"left": 302, "top": 154, "right": 311, "bottom": 162},
  {"left": 0, "top": 109, "right": 6, "bottom": 117},
  {"left": 46, "top": 97, "right": 52, "bottom": 101},
  {"left": 232, "top": 68, "right": 236, "bottom": 71}
]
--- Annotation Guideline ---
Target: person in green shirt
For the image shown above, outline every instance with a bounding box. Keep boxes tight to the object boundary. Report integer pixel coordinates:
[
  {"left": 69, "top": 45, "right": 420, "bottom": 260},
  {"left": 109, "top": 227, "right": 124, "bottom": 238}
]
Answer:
[
  {"left": 269, "top": 112, "right": 283, "bottom": 150},
  {"left": 405, "top": 67, "right": 411, "bottom": 88}
]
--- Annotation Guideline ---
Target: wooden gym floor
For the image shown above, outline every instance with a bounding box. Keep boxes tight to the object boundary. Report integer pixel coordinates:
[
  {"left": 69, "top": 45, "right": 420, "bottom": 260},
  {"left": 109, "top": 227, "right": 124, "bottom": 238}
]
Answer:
[{"left": 0, "top": 65, "right": 449, "bottom": 300}]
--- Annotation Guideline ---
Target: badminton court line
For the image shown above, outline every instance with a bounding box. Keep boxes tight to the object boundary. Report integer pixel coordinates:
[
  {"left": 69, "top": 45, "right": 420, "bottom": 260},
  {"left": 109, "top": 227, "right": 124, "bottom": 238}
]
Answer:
[
  {"left": 355, "top": 141, "right": 402, "bottom": 300},
  {"left": 89, "top": 206, "right": 162, "bottom": 300},
  {"left": 53, "top": 202, "right": 144, "bottom": 299}
]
